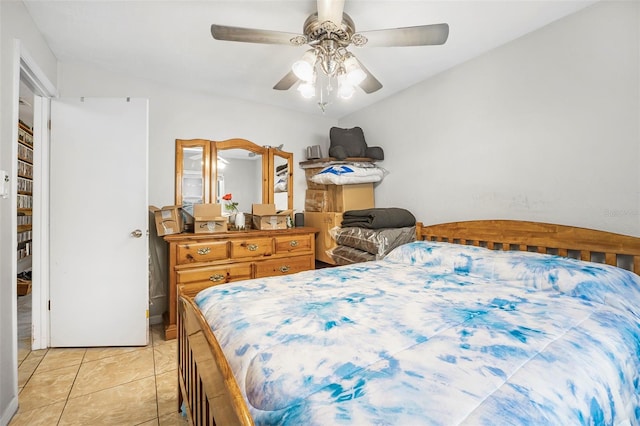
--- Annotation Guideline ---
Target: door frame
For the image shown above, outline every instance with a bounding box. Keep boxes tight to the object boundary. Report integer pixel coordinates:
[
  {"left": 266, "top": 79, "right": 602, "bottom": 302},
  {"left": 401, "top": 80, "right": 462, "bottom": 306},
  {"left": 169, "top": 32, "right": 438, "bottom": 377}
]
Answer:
[{"left": 16, "top": 41, "right": 57, "bottom": 350}]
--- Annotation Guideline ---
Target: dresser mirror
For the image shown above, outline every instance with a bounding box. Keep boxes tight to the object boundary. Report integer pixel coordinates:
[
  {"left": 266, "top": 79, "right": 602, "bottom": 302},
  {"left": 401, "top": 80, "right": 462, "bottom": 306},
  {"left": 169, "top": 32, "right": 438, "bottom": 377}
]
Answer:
[
  {"left": 213, "top": 140, "right": 269, "bottom": 214},
  {"left": 175, "top": 139, "right": 210, "bottom": 216},
  {"left": 271, "top": 149, "right": 293, "bottom": 211},
  {"left": 175, "top": 138, "right": 292, "bottom": 219}
]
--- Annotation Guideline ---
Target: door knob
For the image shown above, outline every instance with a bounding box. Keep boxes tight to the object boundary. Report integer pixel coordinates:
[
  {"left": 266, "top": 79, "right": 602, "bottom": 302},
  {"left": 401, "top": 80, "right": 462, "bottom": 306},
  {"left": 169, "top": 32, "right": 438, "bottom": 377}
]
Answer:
[{"left": 130, "top": 229, "right": 143, "bottom": 238}]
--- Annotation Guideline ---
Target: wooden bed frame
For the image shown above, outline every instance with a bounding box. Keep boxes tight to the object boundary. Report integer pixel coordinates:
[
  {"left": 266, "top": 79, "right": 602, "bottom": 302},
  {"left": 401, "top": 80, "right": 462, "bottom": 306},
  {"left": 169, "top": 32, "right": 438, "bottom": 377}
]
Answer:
[{"left": 177, "top": 220, "right": 640, "bottom": 425}]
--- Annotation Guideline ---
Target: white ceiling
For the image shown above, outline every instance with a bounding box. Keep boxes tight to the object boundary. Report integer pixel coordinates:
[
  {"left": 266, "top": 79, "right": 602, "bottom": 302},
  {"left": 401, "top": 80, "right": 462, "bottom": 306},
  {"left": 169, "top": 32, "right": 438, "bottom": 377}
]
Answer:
[{"left": 23, "top": 0, "right": 596, "bottom": 119}]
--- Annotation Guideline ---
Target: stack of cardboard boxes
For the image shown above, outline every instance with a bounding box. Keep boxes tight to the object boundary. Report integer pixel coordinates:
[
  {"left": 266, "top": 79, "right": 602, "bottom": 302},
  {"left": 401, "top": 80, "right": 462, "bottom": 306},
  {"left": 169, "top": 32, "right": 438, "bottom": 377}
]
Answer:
[{"left": 303, "top": 166, "right": 375, "bottom": 264}]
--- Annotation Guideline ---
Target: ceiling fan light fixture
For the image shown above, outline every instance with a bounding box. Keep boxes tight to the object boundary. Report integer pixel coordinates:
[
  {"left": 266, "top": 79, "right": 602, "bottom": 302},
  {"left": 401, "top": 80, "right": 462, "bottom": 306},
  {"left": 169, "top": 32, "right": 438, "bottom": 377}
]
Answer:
[
  {"left": 343, "top": 55, "right": 366, "bottom": 86},
  {"left": 298, "top": 81, "right": 316, "bottom": 99},
  {"left": 292, "top": 49, "right": 317, "bottom": 82},
  {"left": 337, "top": 73, "right": 355, "bottom": 99},
  {"left": 210, "top": 1, "right": 450, "bottom": 109}
]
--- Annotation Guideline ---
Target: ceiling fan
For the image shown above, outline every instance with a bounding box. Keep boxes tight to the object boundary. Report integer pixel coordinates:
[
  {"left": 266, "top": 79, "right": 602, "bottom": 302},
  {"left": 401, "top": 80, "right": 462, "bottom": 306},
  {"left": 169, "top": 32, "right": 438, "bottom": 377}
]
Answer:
[{"left": 210, "top": 0, "right": 449, "bottom": 100}]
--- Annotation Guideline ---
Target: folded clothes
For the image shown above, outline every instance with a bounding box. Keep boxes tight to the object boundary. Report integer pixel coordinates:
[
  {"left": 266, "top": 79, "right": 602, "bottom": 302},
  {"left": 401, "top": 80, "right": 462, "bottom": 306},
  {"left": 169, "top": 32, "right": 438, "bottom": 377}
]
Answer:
[{"left": 341, "top": 208, "right": 416, "bottom": 229}]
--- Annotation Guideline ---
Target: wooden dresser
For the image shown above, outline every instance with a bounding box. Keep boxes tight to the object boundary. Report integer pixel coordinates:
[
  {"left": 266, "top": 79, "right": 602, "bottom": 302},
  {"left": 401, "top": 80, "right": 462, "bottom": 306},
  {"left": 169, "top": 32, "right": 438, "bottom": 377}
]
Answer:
[{"left": 163, "top": 227, "right": 317, "bottom": 339}]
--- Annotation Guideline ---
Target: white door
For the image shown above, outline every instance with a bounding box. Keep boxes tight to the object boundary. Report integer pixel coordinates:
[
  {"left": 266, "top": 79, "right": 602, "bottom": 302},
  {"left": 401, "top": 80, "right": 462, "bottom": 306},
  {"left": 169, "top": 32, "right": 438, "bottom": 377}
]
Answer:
[{"left": 49, "top": 98, "right": 149, "bottom": 347}]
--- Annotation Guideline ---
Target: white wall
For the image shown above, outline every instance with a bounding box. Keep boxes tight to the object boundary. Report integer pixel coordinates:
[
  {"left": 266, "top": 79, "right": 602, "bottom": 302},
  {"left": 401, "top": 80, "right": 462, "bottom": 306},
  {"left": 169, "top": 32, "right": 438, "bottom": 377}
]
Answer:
[
  {"left": 339, "top": 1, "right": 640, "bottom": 237},
  {"left": 57, "top": 62, "right": 336, "bottom": 211},
  {"left": 0, "top": 2, "right": 58, "bottom": 424},
  {"left": 57, "top": 62, "right": 337, "bottom": 319}
]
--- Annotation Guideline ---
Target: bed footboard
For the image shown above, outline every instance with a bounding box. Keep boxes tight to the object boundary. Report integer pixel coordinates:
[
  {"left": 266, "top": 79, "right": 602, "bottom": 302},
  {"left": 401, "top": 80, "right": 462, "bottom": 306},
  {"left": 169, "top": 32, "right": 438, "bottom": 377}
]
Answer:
[{"left": 178, "top": 292, "right": 253, "bottom": 425}]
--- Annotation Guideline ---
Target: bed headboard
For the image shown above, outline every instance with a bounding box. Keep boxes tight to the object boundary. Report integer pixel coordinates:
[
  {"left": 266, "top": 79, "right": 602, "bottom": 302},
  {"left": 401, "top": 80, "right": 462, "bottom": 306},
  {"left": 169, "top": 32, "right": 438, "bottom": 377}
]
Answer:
[{"left": 416, "top": 220, "right": 640, "bottom": 275}]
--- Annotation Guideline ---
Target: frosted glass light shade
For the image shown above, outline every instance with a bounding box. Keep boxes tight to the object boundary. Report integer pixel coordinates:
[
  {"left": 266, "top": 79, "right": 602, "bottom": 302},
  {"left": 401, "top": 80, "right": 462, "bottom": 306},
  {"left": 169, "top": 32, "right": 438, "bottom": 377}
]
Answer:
[
  {"left": 292, "top": 50, "right": 317, "bottom": 82},
  {"left": 343, "top": 55, "right": 366, "bottom": 86},
  {"left": 297, "top": 82, "right": 316, "bottom": 98},
  {"left": 337, "top": 74, "right": 355, "bottom": 99}
]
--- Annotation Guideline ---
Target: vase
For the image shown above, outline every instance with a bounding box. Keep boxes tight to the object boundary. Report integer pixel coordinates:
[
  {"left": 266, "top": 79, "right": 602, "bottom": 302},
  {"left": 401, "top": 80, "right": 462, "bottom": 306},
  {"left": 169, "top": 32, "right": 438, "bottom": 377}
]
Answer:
[{"left": 234, "top": 212, "right": 245, "bottom": 230}]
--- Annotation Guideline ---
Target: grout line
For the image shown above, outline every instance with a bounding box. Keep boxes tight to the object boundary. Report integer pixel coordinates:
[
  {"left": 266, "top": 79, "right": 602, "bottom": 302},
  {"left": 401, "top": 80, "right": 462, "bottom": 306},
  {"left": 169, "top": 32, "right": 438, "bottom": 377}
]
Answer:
[
  {"left": 57, "top": 350, "right": 86, "bottom": 425},
  {"left": 14, "top": 325, "right": 174, "bottom": 426},
  {"left": 18, "top": 348, "right": 47, "bottom": 392}
]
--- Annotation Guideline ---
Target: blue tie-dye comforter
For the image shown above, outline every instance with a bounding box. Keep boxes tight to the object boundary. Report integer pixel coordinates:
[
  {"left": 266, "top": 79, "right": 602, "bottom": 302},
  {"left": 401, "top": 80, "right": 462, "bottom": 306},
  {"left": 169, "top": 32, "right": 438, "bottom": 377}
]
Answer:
[{"left": 195, "top": 241, "right": 640, "bottom": 425}]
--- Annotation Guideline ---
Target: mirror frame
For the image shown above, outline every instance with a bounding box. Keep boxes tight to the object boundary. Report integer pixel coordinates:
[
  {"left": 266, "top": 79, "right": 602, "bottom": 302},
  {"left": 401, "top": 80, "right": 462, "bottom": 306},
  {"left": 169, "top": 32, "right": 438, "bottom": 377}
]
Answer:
[
  {"left": 212, "top": 138, "right": 269, "bottom": 207},
  {"left": 175, "top": 138, "right": 293, "bottom": 214},
  {"left": 175, "top": 139, "right": 211, "bottom": 205},
  {"left": 269, "top": 149, "right": 293, "bottom": 211}
]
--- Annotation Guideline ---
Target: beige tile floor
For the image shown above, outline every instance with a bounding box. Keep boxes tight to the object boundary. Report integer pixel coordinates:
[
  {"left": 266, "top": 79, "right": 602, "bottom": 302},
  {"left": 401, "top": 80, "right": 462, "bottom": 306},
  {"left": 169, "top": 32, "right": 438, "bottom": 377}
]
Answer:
[{"left": 11, "top": 294, "right": 189, "bottom": 425}]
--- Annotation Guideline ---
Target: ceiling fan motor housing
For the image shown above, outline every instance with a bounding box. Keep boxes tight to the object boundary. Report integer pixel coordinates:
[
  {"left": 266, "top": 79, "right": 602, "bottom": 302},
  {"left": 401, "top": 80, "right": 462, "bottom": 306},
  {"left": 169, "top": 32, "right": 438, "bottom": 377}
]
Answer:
[{"left": 303, "top": 12, "right": 356, "bottom": 47}]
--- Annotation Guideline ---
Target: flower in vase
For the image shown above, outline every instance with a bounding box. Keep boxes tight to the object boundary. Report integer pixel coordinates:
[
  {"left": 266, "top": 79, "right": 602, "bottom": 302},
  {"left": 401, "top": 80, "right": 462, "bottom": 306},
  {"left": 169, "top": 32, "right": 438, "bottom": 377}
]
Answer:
[{"left": 222, "top": 193, "right": 239, "bottom": 213}]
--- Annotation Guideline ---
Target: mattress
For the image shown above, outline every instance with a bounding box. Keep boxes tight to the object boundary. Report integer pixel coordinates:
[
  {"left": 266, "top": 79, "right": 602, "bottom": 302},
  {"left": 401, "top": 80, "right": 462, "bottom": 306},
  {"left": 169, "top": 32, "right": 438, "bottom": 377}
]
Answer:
[{"left": 195, "top": 241, "right": 640, "bottom": 425}]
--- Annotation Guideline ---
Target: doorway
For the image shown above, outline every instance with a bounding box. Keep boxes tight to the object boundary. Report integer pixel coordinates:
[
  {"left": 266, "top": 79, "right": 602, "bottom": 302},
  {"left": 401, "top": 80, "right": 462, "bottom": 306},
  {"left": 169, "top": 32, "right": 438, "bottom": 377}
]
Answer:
[
  {"left": 16, "top": 46, "right": 57, "bottom": 352},
  {"left": 16, "top": 78, "right": 35, "bottom": 355}
]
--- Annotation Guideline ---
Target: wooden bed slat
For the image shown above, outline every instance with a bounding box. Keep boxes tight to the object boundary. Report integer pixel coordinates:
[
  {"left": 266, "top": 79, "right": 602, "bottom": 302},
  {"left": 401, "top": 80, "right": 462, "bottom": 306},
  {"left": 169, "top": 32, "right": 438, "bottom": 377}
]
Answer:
[
  {"left": 580, "top": 251, "right": 590, "bottom": 262},
  {"left": 178, "top": 293, "right": 254, "bottom": 426}
]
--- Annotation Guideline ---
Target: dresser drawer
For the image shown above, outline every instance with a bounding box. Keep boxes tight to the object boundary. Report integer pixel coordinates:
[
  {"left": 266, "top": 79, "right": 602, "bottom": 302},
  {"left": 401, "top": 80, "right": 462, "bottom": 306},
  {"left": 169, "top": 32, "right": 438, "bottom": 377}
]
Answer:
[
  {"left": 176, "top": 241, "right": 228, "bottom": 265},
  {"left": 255, "top": 255, "right": 314, "bottom": 278},
  {"left": 274, "top": 234, "right": 313, "bottom": 254},
  {"left": 230, "top": 237, "right": 273, "bottom": 259},
  {"left": 176, "top": 264, "right": 252, "bottom": 285}
]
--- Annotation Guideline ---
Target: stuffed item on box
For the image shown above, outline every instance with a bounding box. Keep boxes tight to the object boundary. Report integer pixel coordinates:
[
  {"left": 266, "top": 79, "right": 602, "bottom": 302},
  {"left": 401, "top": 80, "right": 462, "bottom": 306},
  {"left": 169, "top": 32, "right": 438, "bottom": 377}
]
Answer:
[{"left": 329, "top": 127, "right": 384, "bottom": 160}]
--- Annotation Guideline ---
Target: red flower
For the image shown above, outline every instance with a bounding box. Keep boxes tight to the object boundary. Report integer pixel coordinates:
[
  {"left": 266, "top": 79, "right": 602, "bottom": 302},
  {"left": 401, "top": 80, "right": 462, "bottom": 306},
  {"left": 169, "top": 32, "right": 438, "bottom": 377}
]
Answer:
[{"left": 222, "top": 193, "right": 239, "bottom": 213}]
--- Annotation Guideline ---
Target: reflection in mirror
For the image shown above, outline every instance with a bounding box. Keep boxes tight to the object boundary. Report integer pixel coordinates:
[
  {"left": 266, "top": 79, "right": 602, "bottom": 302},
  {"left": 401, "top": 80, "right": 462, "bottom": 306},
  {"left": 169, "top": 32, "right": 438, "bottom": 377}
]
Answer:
[
  {"left": 181, "top": 146, "right": 204, "bottom": 216},
  {"left": 217, "top": 149, "right": 262, "bottom": 215},
  {"left": 271, "top": 149, "right": 293, "bottom": 212},
  {"left": 273, "top": 155, "right": 289, "bottom": 211}
]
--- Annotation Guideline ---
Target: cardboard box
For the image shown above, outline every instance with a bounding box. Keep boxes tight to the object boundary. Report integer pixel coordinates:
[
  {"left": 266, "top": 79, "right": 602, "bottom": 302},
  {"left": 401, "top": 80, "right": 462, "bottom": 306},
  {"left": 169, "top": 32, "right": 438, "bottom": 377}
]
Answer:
[
  {"left": 304, "top": 167, "right": 329, "bottom": 190},
  {"left": 304, "top": 211, "right": 343, "bottom": 264},
  {"left": 150, "top": 205, "right": 183, "bottom": 236},
  {"left": 305, "top": 189, "right": 335, "bottom": 212},
  {"left": 193, "top": 204, "right": 227, "bottom": 234},
  {"left": 304, "top": 183, "right": 375, "bottom": 212},
  {"left": 334, "top": 183, "right": 374, "bottom": 212},
  {"left": 17, "top": 278, "right": 31, "bottom": 296},
  {"left": 250, "top": 204, "right": 293, "bottom": 230}
]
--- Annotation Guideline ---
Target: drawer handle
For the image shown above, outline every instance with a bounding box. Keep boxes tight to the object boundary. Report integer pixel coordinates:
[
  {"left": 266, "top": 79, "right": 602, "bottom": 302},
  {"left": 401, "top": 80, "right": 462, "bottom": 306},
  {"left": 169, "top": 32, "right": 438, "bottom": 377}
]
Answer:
[
  {"left": 289, "top": 240, "right": 299, "bottom": 247},
  {"left": 247, "top": 244, "right": 258, "bottom": 251},
  {"left": 279, "top": 265, "right": 290, "bottom": 273},
  {"left": 209, "top": 274, "right": 225, "bottom": 282},
  {"left": 197, "top": 247, "right": 211, "bottom": 255}
]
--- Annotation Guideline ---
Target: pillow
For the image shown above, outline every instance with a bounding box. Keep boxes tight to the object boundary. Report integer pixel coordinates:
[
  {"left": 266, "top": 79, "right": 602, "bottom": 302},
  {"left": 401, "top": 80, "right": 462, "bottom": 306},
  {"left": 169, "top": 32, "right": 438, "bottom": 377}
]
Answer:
[
  {"left": 385, "top": 241, "right": 640, "bottom": 314},
  {"left": 309, "top": 165, "right": 385, "bottom": 185},
  {"left": 328, "top": 245, "right": 376, "bottom": 265},
  {"left": 329, "top": 127, "right": 367, "bottom": 159},
  {"left": 332, "top": 226, "right": 416, "bottom": 259}
]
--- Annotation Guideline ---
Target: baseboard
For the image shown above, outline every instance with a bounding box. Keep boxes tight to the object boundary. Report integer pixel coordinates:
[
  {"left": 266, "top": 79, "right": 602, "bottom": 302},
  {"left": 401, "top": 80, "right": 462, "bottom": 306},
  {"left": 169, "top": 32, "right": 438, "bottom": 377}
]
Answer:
[{"left": 1, "top": 395, "right": 18, "bottom": 426}]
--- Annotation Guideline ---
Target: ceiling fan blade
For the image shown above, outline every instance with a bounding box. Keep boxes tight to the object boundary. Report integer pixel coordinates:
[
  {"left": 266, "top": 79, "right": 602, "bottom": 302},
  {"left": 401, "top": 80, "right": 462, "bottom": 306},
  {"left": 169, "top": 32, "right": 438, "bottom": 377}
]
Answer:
[
  {"left": 211, "top": 24, "right": 303, "bottom": 45},
  {"left": 357, "top": 23, "right": 449, "bottom": 47},
  {"left": 273, "top": 71, "right": 300, "bottom": 91},
  {"left": 317, "top": 0, "right": 345, "bottom": 26},
  {"left": 355, "top": 59, "right": 383, "bottom": 94}
]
